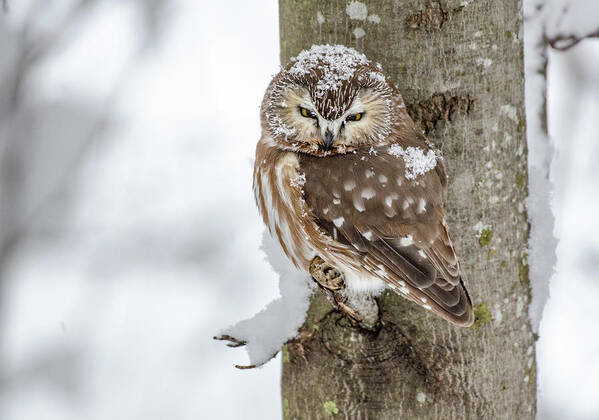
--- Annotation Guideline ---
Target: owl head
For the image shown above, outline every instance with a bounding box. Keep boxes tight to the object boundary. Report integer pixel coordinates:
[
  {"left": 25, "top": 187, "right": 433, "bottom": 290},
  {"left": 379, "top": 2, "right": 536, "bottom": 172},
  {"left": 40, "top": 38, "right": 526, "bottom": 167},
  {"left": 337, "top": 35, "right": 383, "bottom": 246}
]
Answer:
[{"left": 261, "top": 45, "right": 411, "bottom": 156}]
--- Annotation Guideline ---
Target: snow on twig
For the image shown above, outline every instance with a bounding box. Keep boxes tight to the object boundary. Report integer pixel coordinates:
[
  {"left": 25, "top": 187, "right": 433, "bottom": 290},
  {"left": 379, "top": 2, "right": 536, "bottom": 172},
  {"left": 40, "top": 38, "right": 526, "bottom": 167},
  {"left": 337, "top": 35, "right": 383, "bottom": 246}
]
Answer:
[{"left": 216, "top": 231, "right": 315, "bottom": 367}]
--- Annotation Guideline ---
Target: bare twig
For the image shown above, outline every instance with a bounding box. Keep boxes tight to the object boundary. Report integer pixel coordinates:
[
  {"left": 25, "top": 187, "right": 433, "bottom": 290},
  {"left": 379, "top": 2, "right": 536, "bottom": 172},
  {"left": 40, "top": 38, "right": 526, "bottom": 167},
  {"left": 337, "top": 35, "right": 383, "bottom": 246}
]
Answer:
[
  {"left": 234, "top": 364, "right": 257, "bottom": 370},
  {"left": 547, "top": 29, "right": 599, "bottom": 51}
]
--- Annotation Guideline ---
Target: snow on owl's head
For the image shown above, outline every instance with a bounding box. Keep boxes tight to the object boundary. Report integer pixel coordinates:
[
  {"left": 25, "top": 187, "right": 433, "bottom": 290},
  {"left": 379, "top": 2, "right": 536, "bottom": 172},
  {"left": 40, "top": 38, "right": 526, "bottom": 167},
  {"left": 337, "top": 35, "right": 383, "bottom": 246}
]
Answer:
[{"left": 261, "top": 45, "right": 410, "bottom": 156}]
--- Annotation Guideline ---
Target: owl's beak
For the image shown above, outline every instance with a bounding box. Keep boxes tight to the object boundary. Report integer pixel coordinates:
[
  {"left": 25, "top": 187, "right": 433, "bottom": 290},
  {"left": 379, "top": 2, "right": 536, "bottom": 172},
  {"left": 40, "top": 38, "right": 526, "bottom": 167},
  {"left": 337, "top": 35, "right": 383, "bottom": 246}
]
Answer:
[
  {"left": 323, "top": 129, "right": 334, "bottom": 150},
  {"left": 320, "top": 119, "right": 342, "bottom": 151}
]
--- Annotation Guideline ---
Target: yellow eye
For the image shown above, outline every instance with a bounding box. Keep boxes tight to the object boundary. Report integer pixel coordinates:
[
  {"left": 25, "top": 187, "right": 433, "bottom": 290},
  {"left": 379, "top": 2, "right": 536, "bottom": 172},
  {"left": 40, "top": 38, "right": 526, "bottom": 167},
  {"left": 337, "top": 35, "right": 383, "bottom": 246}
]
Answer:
[
  {"left": 346, "top": 113, "right": 363, "bottom": 122},
  {"left": 300, "top": 107, "right": 315, "bottom": 118}
]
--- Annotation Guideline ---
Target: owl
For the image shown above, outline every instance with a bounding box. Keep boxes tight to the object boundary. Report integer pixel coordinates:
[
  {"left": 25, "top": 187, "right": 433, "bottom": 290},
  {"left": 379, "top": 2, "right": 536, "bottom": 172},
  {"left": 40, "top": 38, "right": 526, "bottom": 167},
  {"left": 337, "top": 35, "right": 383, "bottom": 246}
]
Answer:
[{"left": 253, "top": 45, "right": 473, "bottom": 327}]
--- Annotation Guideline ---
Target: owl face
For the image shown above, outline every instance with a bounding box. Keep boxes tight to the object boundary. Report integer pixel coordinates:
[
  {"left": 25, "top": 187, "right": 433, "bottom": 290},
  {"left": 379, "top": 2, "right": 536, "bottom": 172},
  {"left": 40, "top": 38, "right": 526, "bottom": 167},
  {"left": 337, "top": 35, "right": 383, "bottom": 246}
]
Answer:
[
  {"left": 273, "top": 86, "right": 392, "bottom": 154},
  {"left": 262, "top": 45, "right": 408, "bottom": 157}
]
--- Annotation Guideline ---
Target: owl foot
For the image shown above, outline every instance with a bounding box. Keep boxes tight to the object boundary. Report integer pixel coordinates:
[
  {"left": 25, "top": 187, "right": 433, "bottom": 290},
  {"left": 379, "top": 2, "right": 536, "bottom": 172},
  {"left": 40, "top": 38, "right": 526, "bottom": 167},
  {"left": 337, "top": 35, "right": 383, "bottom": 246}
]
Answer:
[
  {"left": 213, "top": 335, "right": 263, "bottom": 369},
  {"left": 213, "top": 334, "right": 247, "bottom": 348},
  {"left": 310, "top": 256, "right": 380, "bottom": 331},
  {"left": 309, "top": 256, "right": 345, "bottom": 290},
  {"left": 333, "top": 291, "right": 380, "bottom": 331}
]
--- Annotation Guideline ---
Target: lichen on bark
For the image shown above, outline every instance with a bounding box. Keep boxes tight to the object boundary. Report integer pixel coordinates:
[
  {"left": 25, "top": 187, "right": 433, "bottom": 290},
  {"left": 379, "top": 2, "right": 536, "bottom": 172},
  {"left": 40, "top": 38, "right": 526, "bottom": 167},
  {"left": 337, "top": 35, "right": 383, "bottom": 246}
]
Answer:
[{"left": 279, "top": 0, "right": 536, "bottom": 418}]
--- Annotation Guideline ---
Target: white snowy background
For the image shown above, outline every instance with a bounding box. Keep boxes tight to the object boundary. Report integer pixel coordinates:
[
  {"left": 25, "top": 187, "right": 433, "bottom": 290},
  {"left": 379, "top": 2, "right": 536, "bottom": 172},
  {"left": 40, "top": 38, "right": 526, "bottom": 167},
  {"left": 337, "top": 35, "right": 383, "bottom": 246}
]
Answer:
[{"left": 0, "top": 1, "right": 597, "bottom": 419}]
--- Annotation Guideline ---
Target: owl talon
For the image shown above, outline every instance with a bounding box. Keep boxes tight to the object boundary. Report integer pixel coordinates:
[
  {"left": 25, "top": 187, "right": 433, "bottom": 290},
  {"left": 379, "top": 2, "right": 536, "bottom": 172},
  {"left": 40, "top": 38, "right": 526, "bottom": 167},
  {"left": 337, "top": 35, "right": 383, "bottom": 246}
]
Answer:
[
  {"left": 310, "top": 257, "right": 380, "bottom": 331},
  {"left": 335, "top": 292, "right": 380, "bottom": 331},
  {"left": 334, "top": 295, "right": 363, "bottom": 322},
  {"left": 309, "top": 256, "right": 345, "bottom": 291},
  {"left": 213, "top": 334, "right": 247, "bottom": 348}
]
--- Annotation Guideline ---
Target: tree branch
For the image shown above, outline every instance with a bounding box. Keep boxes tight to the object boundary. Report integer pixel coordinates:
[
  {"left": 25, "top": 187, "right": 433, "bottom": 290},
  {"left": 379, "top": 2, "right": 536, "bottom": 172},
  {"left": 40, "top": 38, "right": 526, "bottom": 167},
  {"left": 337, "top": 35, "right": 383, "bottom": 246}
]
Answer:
[{"left": 547, "top": 29, "right": 599, "bottom": 51}]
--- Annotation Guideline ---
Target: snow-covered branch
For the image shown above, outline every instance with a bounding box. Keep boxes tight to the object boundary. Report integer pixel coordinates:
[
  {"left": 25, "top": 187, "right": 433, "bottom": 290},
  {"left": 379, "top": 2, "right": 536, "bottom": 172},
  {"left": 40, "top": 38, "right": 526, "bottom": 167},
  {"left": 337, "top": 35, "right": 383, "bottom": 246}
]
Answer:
[{"left": 216, "top": 232, "right": 316, "bottom": 368}]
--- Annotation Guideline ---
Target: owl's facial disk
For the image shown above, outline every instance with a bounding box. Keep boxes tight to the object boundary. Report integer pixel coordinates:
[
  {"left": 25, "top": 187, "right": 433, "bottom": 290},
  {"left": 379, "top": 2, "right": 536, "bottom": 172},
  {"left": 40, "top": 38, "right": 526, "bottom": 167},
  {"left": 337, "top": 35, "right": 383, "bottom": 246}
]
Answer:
[{"left": 273, "top": 87, "right": 391, "bottom": 156}]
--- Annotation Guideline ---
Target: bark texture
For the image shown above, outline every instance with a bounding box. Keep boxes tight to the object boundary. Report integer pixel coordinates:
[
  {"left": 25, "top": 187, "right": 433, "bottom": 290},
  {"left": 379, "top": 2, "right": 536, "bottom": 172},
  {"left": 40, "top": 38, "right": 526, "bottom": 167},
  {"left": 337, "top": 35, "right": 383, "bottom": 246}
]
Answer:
[{"left": 279, "top": 1, "right": 536, "bottom": 419}]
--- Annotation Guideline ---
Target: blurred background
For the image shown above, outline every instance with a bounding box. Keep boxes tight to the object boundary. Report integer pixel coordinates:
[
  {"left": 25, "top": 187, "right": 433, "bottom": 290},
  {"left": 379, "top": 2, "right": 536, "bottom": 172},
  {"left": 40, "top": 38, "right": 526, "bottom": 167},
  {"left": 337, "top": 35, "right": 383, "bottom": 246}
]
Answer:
[{"left": 0, "top": 1, "right": 597, "bottom": 419}]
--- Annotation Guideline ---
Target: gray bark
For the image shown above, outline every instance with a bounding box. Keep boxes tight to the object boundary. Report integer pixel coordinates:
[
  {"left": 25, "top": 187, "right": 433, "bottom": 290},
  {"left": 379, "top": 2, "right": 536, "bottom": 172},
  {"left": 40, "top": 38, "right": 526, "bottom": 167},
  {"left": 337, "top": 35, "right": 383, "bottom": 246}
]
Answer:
[{"left": 279, "top": 1, "right": 536, "bottom": 418}]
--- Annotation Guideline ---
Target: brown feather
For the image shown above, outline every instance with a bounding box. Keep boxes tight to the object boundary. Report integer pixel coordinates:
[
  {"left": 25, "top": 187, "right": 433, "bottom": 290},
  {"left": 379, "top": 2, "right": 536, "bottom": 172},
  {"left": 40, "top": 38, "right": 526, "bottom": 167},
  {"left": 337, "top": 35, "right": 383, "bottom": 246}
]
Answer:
[{"left": 299, "top": 140, "right": 474, "bottom": 326}]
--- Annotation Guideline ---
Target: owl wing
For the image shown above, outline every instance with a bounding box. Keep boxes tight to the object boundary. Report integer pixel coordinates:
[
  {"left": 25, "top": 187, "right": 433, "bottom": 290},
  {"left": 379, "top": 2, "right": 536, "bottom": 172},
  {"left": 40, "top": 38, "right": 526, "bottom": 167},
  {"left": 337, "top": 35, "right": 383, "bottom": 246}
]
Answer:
[{"left": 300, "top": 147, "right": 474, "bottom": 327}]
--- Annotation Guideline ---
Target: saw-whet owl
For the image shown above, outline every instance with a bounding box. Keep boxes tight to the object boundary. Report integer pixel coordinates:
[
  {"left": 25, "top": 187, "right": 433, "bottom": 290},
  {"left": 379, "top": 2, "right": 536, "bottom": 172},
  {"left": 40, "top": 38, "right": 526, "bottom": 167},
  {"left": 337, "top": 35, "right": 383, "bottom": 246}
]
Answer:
[{"left": 253, "top": 45, "right": 473, "bottom": 326}]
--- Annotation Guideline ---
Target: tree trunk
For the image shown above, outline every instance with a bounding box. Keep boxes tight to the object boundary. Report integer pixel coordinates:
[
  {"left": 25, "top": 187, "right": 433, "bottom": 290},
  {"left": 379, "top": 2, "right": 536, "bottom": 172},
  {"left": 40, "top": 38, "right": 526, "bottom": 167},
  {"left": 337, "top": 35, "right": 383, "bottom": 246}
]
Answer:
[{"left": 279, "top": 1, "right": 536, "bottom": 418}]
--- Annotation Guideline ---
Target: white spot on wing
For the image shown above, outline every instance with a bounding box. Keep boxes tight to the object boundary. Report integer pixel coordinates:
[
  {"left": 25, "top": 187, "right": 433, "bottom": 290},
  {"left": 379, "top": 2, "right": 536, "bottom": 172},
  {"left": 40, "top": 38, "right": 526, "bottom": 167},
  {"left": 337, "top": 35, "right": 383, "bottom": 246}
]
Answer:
[
  {"left": 333, "top": 217, "right": 345, "bottom": 228},
  {"left": 399, "top": 235, "right": 414, "bottom": 246},
  {"left": 353, "top": 196, "right": 365, "bottom": 212},
  {"left": 417, "top": 198, "right": 426, "bottom": 214},
  {"left": 344, "top": 180, "right": 356, "bottom": 191},
  {"left": 362, "top": 231, "right": 373, "bottom": 241},
  {"left": 361, "top": 187, "right": 376, "bottom": 200},
  {"left": 378, "top": 174, "right": 388, "bottom": 183},
  {"left": 365, "top": 169, "right": 375, "bottom": 178}
]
